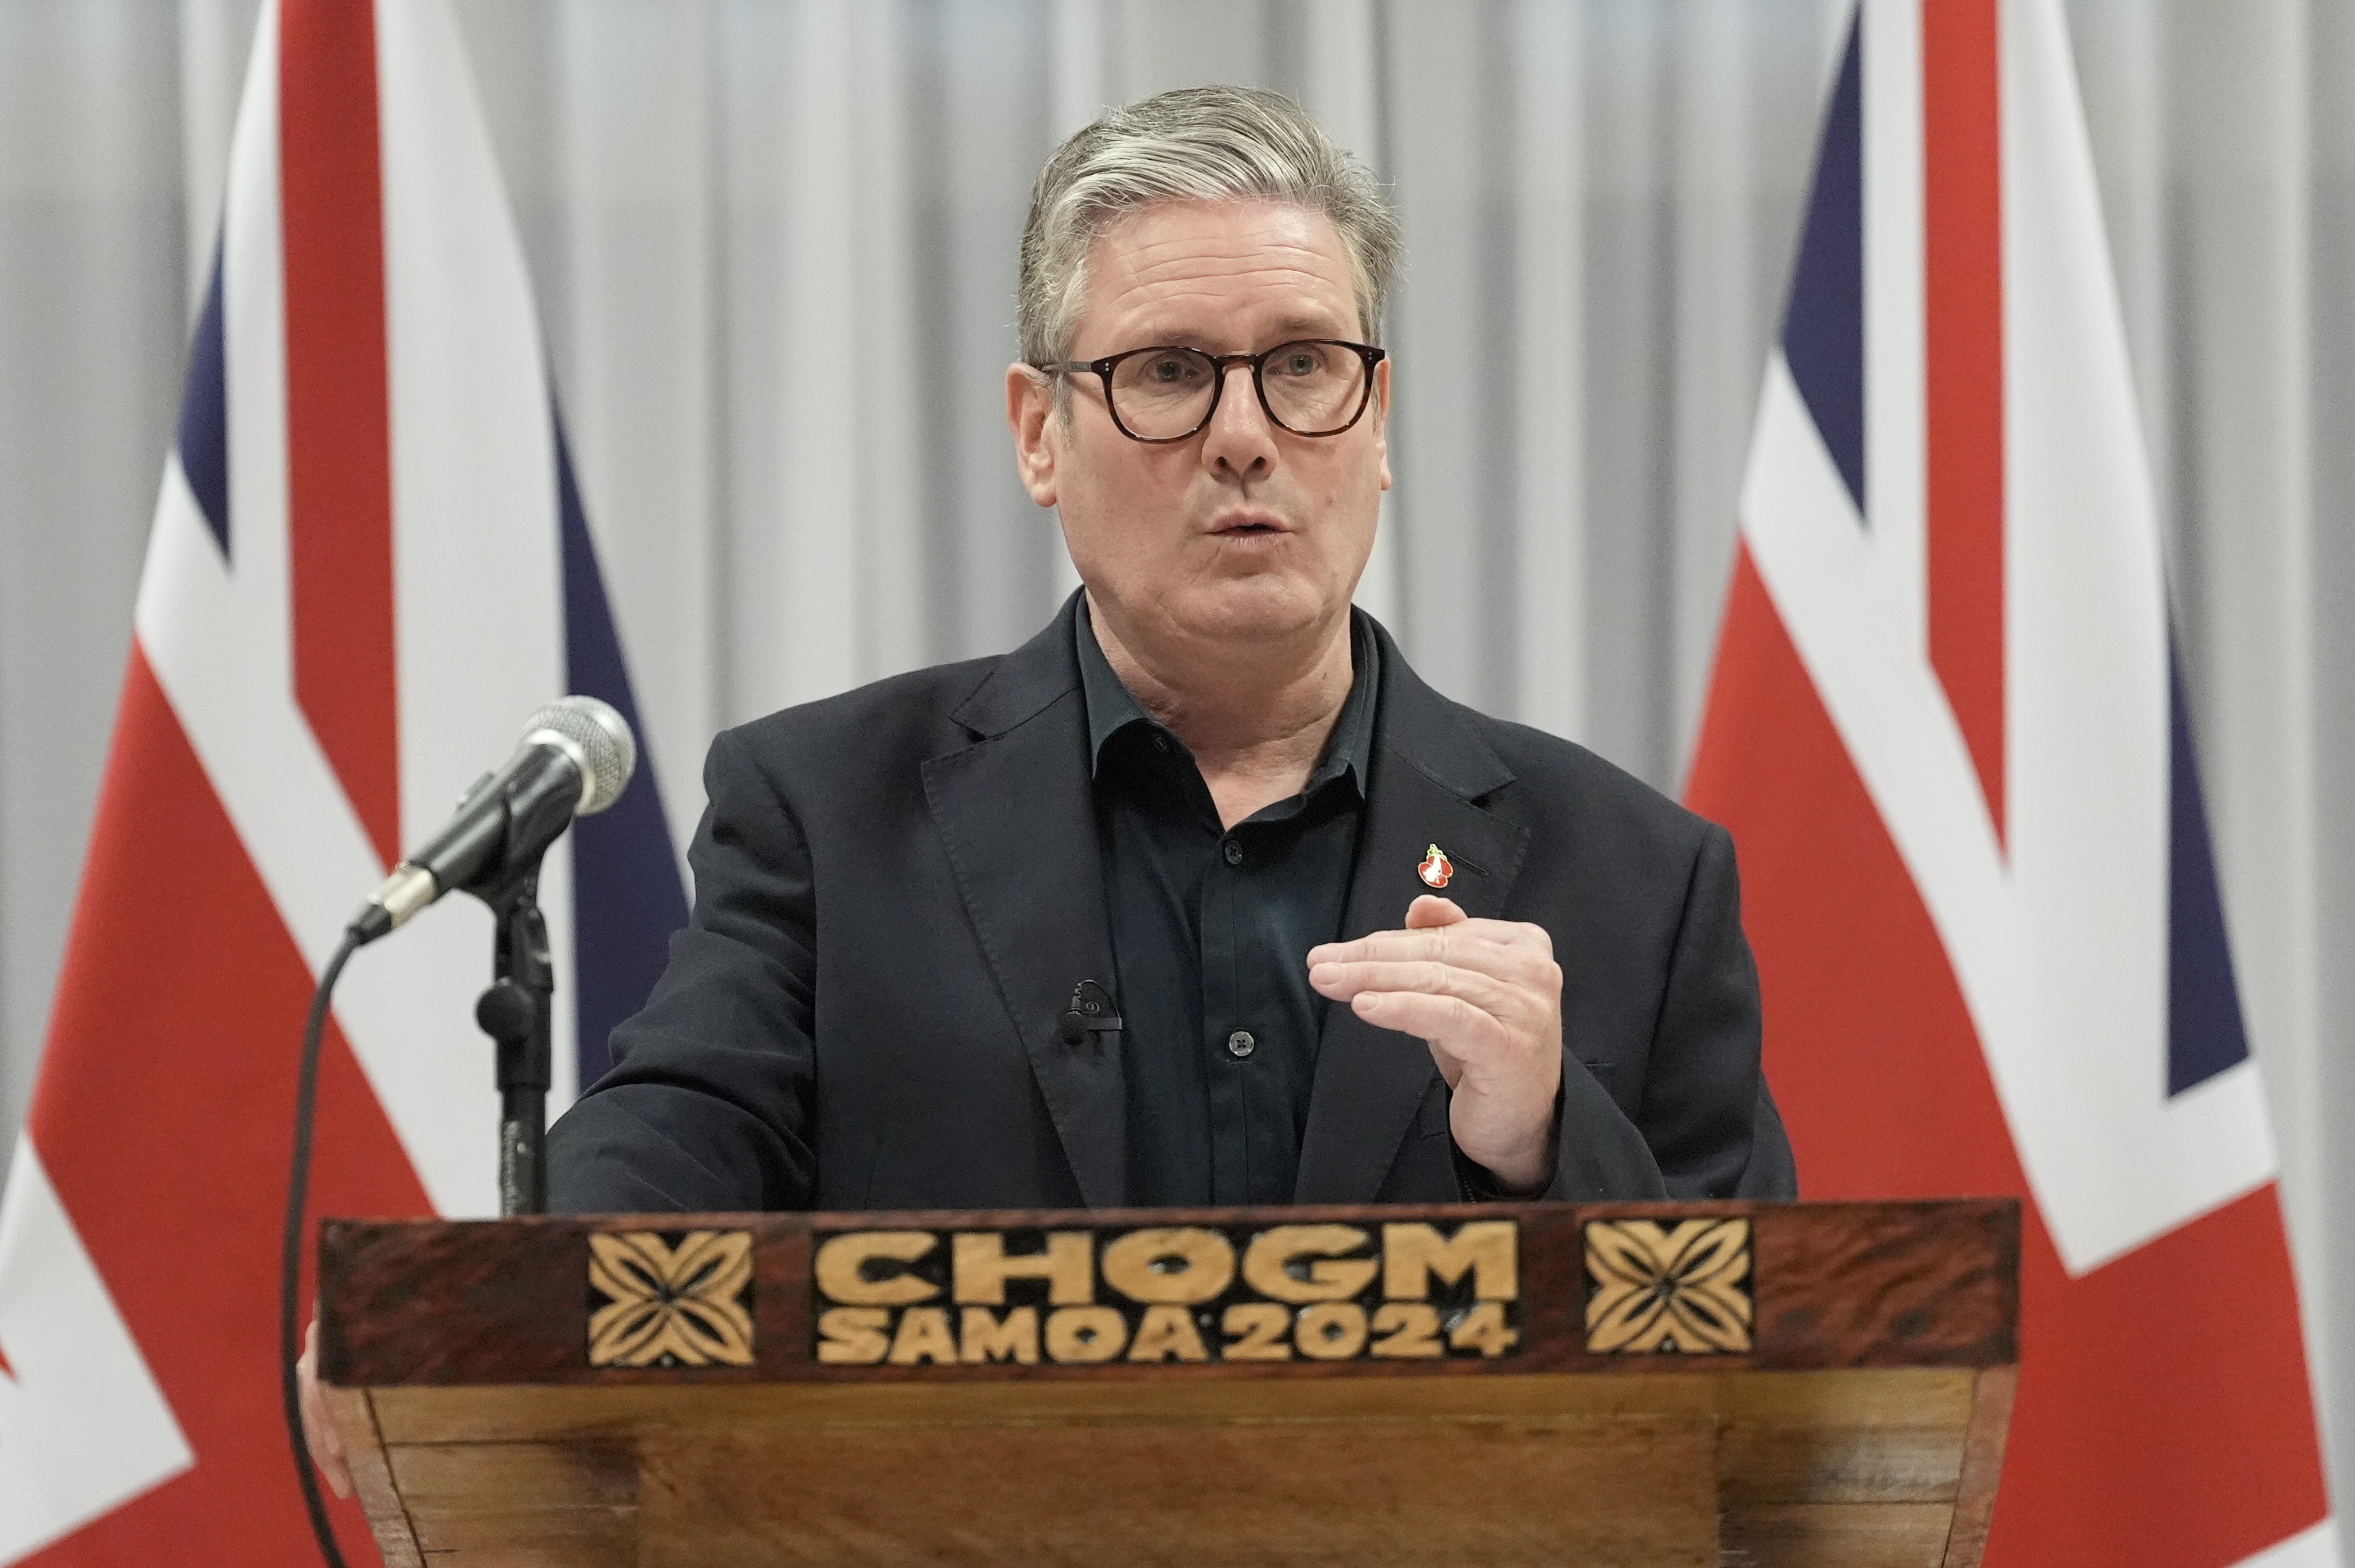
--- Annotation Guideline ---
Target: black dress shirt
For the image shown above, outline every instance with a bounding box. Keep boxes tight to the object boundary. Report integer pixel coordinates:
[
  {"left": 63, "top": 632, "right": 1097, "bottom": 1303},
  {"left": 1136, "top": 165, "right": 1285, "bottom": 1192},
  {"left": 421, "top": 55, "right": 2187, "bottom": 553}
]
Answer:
[{"left": 1077, "top": 608, "right": 1380, "bottom": 1206}]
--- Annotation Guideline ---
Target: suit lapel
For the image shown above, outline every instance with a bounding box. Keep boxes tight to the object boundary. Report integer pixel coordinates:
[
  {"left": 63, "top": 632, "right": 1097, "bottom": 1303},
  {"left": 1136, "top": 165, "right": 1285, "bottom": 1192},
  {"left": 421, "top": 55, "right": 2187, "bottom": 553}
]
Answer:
[
  {"left": 1294, "top": 636, "right": 1529, "bottom": 1204},
  {"left": 922, "top": 602, "right": 1128, "bottom": 1208}
]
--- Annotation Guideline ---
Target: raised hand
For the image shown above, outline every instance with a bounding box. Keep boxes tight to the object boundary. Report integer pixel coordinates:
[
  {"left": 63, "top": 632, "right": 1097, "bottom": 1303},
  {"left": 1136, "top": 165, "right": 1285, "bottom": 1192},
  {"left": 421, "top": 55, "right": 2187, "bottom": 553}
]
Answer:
[{"left": 1307, "top": 894, "right": 1563, "bottom": 1193}]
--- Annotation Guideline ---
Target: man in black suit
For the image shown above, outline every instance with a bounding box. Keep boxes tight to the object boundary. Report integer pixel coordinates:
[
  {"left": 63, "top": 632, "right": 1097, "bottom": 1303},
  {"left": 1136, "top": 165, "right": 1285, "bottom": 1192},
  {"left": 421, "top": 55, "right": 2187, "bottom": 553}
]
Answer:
[
  {"left": 302, "top": 80, "right": 1790, "bottom": 1501},
  {"left": 543, "top": 84, "right": 1793, "bottom": 1214}
]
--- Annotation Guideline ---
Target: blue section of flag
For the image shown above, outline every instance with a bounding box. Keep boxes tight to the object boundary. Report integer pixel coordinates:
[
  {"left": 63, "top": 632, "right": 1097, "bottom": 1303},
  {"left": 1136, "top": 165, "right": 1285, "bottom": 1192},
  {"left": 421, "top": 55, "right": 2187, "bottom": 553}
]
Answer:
[
  {"left": 1782, "top": 12, "right": 1865, "bottom": 517},
  {"left": 179, "top": 246, "right": 231, "bottom": 558},
  {"left": 553, "top": 414, "right": 689, "bottom": 1091},
  {"left": 2166, "top": 634, "right": 2252, "bottom": 1096}
]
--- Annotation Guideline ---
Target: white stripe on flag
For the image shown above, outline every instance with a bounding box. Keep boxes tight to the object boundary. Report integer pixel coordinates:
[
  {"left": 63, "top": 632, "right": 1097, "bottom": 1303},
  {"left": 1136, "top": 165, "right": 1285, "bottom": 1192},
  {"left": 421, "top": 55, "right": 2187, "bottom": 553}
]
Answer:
[
  {"left": 0, "top": 1142, "right": 191, "bottom": 1561},
  {"left": 2239, "top": 1521, "right": 2346, "bottom": 1568},
  {"left": 1861, "top": 0, "right": 1928, "bottom": 650},
  {"left": 374, "top": 0, "right": 577, "bottom": 1111}
]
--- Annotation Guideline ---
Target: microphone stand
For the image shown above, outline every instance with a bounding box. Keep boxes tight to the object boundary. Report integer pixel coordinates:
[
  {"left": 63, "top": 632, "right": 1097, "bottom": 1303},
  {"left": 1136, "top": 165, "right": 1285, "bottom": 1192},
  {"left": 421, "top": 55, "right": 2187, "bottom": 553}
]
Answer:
[
  {"left": 461, "top": 754, "right": 583, "bottom": 1217},
  {"left": 475, "top": 874, "right": 552, "bottom": 1216}
]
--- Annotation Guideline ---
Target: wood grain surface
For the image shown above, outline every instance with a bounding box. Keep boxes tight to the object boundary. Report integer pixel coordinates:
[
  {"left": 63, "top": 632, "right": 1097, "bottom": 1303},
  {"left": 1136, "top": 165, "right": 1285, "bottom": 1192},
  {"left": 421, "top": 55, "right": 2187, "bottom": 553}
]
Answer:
[
  {"left": 321, "top": 1199, "right": 2015, "bottom": 1385},
  {"left": 317, "top": 1200, "right": 2018, "bottom": 1567}
]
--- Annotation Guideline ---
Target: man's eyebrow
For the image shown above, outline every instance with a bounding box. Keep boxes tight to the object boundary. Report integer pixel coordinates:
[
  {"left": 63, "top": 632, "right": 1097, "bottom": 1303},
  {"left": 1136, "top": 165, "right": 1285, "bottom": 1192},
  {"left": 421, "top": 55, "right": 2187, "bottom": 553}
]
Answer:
[
  {"left": 1261, "top": 316, "right": 1351, "bottom": 341},
  {"left": 1128, "top": 317, "right": 1355, "bottom": 350}
]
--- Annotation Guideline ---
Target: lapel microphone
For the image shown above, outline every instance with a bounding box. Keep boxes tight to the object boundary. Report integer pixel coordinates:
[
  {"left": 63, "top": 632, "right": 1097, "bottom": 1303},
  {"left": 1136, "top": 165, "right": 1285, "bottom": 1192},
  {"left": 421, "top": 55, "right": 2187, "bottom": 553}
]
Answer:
[{"left": 1058, "top": 980, "right": 1122, "bottom": 1048}]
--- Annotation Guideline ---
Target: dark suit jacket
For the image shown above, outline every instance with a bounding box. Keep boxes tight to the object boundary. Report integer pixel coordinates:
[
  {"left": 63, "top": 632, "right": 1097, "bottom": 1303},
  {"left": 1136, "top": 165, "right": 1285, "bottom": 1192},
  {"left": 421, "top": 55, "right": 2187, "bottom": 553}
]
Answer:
[{"left": 547, "top": 597, "right": 1795, "bottom": 1213}]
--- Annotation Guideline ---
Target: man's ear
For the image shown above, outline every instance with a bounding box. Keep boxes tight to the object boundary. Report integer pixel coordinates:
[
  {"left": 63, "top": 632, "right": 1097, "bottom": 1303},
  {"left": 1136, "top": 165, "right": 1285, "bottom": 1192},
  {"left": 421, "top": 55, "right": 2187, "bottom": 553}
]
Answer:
[
  {"left": 1006, "top": 363, "right": 1060, "bottom": 506},
  {"left": 1372, "top": 356, "right": 1392, "bottom": 493}
]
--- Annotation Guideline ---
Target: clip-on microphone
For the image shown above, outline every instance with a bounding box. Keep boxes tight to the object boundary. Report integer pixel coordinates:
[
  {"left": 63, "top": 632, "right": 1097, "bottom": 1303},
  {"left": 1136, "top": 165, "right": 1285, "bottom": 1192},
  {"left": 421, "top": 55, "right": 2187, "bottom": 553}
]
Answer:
[{"left": 1058, "top": 979, "right": 1122, "bottom": 1047}]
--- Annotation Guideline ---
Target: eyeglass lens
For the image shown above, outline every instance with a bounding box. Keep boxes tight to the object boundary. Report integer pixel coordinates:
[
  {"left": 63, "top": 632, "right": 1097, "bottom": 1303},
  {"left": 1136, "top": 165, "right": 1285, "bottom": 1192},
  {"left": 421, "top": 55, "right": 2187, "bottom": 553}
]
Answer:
[{"left": 1108, "top": 343, "right": 1367, "bottom": 439}]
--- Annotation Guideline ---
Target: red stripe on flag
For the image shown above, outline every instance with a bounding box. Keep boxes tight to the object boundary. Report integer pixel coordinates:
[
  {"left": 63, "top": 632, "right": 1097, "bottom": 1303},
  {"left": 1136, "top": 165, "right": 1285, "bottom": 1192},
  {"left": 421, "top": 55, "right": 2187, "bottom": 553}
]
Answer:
[
  {"left": 1687, "top": 547, "right": 2328, "bottom": 1564},
  {"left": 1923, "top": 0, "right": 2008, "bottom": 843},
  {"left": 279, "top": 0, "right": 400, "bottom": 870},
  {"left": 22, "top": 645, "right": 429, "bottom": 1566}
]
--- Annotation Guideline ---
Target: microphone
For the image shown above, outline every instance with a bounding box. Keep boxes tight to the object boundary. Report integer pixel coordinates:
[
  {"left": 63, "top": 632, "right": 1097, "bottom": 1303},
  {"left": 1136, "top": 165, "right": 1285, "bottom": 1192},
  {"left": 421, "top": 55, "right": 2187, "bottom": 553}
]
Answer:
[
  {"left": 346, "top": 696, "right": 636, "bottom": 945},
  {"left": 1058, "top": 980, "right": 1122, "bottom": 1048}
]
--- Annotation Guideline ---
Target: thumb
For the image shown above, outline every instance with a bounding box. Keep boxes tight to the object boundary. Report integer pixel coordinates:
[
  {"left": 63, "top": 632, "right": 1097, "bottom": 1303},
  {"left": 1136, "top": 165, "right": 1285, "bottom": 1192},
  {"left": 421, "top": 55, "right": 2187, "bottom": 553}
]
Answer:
[{"left": 1405, "top": 894, "right": 1466, "bottom": 928}]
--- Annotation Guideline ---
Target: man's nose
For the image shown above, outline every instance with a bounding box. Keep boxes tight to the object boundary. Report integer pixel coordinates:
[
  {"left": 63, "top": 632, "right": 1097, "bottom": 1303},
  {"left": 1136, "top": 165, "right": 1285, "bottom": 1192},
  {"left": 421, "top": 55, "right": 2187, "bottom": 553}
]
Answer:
[{"left": 1202, "top": 361, "right": 1278, "bottom": 476}]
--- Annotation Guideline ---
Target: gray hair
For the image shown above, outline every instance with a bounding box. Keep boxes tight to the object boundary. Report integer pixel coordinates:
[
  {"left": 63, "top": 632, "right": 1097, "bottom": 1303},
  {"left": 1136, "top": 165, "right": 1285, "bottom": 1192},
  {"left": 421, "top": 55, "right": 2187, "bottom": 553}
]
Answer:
[{"left": 1017, "top": 86, "right": 1402, "bottom": 369}]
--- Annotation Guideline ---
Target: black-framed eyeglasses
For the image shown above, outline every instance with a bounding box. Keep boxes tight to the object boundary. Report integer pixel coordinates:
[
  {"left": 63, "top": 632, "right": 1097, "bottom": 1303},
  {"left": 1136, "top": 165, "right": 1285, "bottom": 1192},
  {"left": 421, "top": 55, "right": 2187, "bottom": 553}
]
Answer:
[{"left": 1037, "top": 340, "right": 1387, "bottom": 443}]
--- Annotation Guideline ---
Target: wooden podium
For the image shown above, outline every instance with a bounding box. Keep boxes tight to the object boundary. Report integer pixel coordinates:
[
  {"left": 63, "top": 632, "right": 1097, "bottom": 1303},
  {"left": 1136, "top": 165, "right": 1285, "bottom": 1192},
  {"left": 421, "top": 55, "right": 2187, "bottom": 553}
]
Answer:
[{"left": 317, "top": 1199, "right": 2016, "bottom": 1567}]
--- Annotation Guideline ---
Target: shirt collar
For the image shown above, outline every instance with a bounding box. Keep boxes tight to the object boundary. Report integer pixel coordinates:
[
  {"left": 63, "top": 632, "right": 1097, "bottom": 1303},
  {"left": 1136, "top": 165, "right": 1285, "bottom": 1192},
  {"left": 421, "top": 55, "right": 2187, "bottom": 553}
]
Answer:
[{"left": 1075, "top": 601, "right": 1382, "bottom": 795}]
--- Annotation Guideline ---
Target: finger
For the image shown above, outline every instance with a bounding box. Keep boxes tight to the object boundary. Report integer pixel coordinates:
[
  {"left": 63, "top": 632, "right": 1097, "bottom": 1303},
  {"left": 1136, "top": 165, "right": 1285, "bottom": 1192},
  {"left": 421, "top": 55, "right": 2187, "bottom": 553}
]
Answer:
[
  {"left": 1311, "top": 939, "right": 1559, "bottom": 1000},
  {"left": 1310, "top": 958, "right": 1529, "bottom": 1023},
  {"left": 1309, "top": 917, "right": 1552, "bottom": 969},
  {"left": 1345, "top": 989, "right": 1509, "bottom": 1052},
  {"left": 300, "top": 1317, "right": 353, "bottom": 1500},
  {"left": 1313, "top": 926, "right": 1483, "bottom": 964},
  {"left": 298, "top": 1323, "right": 347, "bottom": 1492},
  {"left": 1429, "top": 915, "right": 1554, "bottom": 954},
  {"left": 1403, "top": 894, "right": 1467, "bottom": 928},
  {"left": 302, "top": 1318, "right": 343, "bottom": 1461}
]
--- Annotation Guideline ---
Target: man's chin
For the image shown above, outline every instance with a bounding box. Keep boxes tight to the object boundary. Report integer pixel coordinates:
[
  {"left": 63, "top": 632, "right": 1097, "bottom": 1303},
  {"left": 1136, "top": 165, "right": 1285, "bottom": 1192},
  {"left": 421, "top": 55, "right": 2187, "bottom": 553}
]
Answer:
[{"left": 1159, "top": 580, "right": 1343, "bottom": 648}]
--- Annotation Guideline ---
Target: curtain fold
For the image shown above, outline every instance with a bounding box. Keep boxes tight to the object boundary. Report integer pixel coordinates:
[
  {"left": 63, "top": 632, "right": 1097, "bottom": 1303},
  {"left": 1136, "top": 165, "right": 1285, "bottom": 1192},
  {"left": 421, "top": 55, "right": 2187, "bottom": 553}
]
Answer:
[{"left": 1, "top": 0, "right": 2347, "bottom": 1504}]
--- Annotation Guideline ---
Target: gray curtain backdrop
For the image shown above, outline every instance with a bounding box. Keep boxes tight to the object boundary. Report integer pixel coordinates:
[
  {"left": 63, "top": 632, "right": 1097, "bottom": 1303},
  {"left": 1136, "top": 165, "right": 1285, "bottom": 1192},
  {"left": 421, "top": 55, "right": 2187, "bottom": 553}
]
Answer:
[{"left": 3, "top": 0, "right": 2349, "bottom": 1508}]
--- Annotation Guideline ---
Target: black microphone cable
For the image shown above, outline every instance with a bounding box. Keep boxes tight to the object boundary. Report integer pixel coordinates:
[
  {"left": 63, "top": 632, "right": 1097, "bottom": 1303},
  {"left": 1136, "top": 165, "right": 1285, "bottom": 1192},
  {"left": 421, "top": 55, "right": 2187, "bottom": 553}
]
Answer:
[{"left": 280, "top": 929, "right": 360, "bottom": 1568}]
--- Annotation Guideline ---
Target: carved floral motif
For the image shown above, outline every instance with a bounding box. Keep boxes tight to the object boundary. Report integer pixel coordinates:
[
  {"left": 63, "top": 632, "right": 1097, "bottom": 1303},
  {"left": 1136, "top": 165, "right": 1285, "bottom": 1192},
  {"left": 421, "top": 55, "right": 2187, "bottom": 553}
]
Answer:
[
  {"left": 588, "top": 1229, "right": 755, "bottom": 1368},
  {"left": 1583, "top": 1217, "right": 1753, "bottom": 1355}
]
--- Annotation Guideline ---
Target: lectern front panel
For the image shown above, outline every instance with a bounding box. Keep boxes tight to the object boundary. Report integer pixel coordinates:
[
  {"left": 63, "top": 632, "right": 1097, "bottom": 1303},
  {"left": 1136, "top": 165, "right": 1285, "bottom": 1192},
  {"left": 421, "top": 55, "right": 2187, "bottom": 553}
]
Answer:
[{"left": 318, "top": 1199, "right": 2018, "bottom": 1567}]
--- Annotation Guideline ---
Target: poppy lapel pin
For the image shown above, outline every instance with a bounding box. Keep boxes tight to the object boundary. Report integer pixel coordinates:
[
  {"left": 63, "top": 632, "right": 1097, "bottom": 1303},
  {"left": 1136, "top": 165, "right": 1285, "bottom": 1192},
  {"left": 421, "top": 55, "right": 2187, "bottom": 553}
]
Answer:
[{"left": 1417, "top": 844, "right": 1453, "bottom": 889}]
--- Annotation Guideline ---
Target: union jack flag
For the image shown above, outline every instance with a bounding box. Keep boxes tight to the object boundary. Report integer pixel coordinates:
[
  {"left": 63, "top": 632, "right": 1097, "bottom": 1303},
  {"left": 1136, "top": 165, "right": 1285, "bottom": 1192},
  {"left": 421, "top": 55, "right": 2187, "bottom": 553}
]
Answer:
[
  {"left": 0, "top": 2, "right": 684, "bottom": 1561},
  {"left": 1689, "top": 2, "right": 2335, "bottom": 1562}
]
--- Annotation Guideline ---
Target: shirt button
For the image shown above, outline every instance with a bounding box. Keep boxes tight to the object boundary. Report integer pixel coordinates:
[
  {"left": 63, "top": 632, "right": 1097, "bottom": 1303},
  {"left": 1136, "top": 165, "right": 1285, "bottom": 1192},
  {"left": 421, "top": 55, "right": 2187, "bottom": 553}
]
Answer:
[
  {"left": 1227, "top": 1029, "right": 1257, "bottom": 1059},
  {"left": 1152, "top": 733, "right": 1172, "bottom": 755},
  {"left": 1222, "top": 839, "right": 1244, "bottom": 866}
]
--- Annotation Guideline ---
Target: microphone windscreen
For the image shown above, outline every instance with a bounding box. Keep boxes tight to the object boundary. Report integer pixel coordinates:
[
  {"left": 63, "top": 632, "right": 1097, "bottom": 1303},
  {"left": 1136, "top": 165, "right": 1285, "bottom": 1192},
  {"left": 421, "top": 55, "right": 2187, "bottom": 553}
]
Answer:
[{"left": 521, "top": 695, "right": 636, "bottom": 814}]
